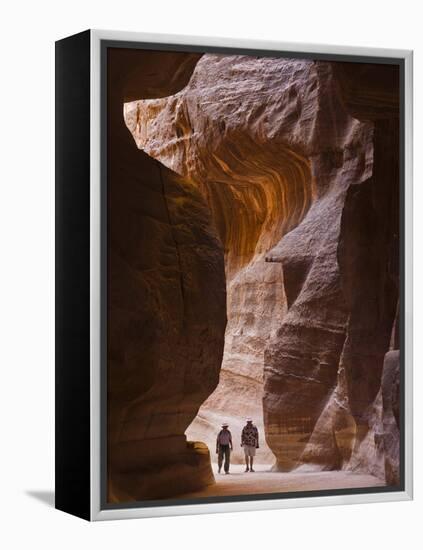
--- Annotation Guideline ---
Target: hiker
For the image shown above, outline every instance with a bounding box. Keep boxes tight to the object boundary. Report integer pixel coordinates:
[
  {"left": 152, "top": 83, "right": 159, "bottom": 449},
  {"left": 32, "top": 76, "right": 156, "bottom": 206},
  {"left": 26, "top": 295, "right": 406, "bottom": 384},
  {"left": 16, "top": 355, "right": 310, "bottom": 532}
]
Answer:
[
  {"left": 241, "top": 417, "right": 259, "bottom": 472},
  {"left": 216, "top": 422, "right": 233, "bottom": 474}
]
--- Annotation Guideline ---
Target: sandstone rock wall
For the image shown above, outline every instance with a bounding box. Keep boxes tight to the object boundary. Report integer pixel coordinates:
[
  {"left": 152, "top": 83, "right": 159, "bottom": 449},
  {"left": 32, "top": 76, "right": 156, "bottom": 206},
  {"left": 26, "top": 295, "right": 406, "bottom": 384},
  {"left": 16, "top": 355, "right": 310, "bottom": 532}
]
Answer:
[
  {"left": 264, "top": 63, "right": 400, "bottom": 480},
  {"left": 125, "top": 55, "right": 317, "bottom": 463},
  {"left": 107, "top": 50, "right": 227, "bottom": 502},
  {"left": 124, "top": 54, "right": 400, "bottom": 484}
]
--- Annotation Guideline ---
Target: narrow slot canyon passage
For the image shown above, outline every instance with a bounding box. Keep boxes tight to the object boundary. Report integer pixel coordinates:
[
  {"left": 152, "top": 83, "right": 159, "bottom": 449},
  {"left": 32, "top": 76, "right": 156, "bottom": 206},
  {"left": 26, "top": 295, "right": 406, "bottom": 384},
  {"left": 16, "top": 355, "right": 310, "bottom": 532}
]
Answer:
[
  {"left": 180, "top": 145, "right": 312, "bottom": 470},
  {"left": 108, "top": 48, "right": 400, "bottom": 503},
  {"left": 124, "top": 58, "right": 316, "bottom": 476}
]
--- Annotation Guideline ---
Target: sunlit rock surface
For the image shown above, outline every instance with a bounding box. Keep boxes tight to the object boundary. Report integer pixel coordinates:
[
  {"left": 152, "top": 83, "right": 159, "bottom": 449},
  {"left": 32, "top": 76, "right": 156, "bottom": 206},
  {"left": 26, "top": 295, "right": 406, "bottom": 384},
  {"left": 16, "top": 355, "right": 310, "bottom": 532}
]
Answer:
[
  {"left": 125, "top": 55, "right": 316, "bottom": 463},
  {"left": 125, "top": 54, "right": 400, "bottom": 484}
]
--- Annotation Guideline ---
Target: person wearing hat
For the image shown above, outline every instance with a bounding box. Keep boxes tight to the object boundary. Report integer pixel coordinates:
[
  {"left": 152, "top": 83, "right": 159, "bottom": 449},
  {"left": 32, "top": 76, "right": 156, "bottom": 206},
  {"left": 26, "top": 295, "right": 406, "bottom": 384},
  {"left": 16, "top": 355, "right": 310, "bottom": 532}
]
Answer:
[
  {"left": 216, "top": 422, "right": 233, "bottom": 474},
  {"left": 241, "top": 418, "right": 259, "bottom": 472}
]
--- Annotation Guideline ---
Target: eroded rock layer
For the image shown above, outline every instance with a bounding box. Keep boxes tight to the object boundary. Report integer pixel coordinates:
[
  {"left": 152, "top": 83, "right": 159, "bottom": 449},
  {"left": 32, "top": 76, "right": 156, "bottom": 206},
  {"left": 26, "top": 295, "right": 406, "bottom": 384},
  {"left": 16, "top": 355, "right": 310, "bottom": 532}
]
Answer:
[
  {"left": 125, "top": 55, "right": 317, "bottom": 463},
  {"left": 108, "top": 50, "right": 227, "bottom": 502},
  {"left": 263, "top": 63, "right": 400, "bottom": 478},
  {"left": 124, "top": 54, "right": 400, "bottom": 484}
]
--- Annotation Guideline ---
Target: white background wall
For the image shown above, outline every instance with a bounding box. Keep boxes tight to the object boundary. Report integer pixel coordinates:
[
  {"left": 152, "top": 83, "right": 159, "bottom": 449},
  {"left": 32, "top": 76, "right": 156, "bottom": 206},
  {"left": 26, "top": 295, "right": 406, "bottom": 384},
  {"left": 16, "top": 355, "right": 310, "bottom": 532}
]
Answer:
[{"left": 0, "top": 0, "right": 420, "bottom": 547}]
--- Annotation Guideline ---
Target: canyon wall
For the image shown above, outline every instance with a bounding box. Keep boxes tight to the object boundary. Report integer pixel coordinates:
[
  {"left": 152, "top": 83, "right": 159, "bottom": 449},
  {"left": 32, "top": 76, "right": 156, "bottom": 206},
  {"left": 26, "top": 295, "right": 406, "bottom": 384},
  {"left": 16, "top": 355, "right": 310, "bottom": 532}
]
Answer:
[
  {"left": 264, "top": 62, "right": 400, "bottom": 480},
  {"left": 124, "top": 54, "right": 400, "bottom": 484},
  {"left": 107, "top": 50, "right": 227, "bottom": 502},
  {"left": 125, "top": 55, "right": 314, "bottom": 463}
]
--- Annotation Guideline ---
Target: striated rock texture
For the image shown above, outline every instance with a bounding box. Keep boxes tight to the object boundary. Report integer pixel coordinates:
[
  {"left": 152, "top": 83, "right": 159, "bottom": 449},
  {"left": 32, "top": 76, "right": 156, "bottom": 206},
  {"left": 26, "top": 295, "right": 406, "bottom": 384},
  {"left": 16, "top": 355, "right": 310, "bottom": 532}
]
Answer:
[
  {"left": 124, "top": 54, "right": 400, "bottom": 484},
  {"left": 125, "top": 55, "right": 314, "bottom": 463},
  {"left": 265, "top": 63, "right": 400, "bottom": 479},
  {"left": 107, "top": 50, "right": 227, "bottom": 502}
]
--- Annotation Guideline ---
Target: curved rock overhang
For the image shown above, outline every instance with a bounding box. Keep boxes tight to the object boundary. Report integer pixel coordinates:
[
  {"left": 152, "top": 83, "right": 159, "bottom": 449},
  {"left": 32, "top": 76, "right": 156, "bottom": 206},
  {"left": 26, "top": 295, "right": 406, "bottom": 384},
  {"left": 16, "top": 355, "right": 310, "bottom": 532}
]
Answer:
[{"left": 119, "top": 52, "right": 400, "bottom": 488}]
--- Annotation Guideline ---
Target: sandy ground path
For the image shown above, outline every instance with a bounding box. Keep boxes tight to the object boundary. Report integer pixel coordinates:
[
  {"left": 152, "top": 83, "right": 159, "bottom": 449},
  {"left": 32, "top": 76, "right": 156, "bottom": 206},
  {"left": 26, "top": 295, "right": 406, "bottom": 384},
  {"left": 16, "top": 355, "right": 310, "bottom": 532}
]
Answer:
[{"left": 180, "top": 464, "right": 386, "bottom": 499}]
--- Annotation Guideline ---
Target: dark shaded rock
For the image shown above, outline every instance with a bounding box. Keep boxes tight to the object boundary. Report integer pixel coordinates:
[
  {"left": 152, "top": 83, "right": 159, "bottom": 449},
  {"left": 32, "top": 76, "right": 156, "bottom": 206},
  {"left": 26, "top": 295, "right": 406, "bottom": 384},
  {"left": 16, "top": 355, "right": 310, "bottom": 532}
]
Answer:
[
  {"left": 107, "top": 50, "right": 226, "bottom": 502},
  {"left": 108, "top": 48, "right": 202, "bottom": 102},
  {"left": 332, "top": 62, "right": 400, "bottom": 120}
]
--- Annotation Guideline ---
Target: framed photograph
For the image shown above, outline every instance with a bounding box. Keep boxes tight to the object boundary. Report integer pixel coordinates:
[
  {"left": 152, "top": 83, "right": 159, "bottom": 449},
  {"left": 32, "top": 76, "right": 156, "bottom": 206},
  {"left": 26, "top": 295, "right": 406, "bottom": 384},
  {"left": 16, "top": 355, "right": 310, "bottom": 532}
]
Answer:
[{"left": 55, "top": 29, "right": 413, "bottom": 521}]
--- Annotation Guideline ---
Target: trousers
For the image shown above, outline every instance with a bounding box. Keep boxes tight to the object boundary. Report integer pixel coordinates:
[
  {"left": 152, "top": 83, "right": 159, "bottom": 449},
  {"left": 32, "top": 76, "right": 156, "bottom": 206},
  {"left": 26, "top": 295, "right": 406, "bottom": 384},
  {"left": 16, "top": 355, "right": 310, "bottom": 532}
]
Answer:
[{"left": 217, "top": 444, "right": 231, "bottom": 472}]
